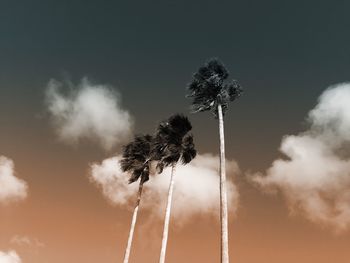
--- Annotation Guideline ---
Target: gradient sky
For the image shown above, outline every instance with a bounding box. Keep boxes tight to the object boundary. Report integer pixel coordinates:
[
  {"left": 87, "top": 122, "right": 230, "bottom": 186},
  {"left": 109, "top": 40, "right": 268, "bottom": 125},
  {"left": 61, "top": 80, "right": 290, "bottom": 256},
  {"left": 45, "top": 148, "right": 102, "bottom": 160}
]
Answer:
[{"left": 1, "top": 1, "right": 350, "bottom": 262}]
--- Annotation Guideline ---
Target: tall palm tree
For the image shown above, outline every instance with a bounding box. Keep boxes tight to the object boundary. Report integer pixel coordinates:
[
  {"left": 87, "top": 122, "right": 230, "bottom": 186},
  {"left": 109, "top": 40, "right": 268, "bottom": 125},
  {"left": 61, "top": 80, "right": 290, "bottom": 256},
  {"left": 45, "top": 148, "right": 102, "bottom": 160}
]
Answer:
[
  {"left": 153, "top": 114, "right": 197, "bottom": 263},
  {"left": 186, "top": 58, "right": 242, "bottom": 263},
  {"left": 120, "top": 134, "right": 153, "bottom": 263}
]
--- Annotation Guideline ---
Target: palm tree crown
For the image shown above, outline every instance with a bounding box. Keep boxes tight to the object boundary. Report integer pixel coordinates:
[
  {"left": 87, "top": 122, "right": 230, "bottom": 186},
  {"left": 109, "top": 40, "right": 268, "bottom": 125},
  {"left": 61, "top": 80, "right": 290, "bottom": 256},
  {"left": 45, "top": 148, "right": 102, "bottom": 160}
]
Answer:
[
  {"left": 187, "top": 58, "right": 242, "bottom": 117},
  {"left": 120, "top": 134, "right": 153, "bottom": 184},
  {"left": 152, "top": 114, "right": 197, "bottom": 173}
]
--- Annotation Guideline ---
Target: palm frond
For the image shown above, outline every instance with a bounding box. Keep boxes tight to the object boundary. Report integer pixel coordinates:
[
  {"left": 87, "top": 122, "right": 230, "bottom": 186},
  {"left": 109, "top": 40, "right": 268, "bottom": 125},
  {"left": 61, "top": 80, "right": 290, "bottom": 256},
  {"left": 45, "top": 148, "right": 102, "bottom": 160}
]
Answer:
[
  {"left": 153, "top": 114, "right": 197, "bottom": 171},
  {"left": 186, "top": 58, "right": 242, "bottom": 117},
  {"left": 181, "top": 133, "right": 196, "bottom": 164},
  {"left": 119, "top": 134, "right": 153, "bottom": 184}
]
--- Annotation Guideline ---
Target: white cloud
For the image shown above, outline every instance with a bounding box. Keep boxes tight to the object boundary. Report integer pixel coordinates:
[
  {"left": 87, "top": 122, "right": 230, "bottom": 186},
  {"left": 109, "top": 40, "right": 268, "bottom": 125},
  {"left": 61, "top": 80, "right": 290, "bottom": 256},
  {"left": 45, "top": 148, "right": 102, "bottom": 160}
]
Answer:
[
  {"left": 90, "top": 153, "right": 239, "bottom": 224},
  {"left": 0, "top": 251, "right": 21, "bottom": 263},
  {"left": 252, "top": 83, "right": 350, "bottom": 232},
  {"left": 45, "top": 78, "right": 133, "bottom": 150},
  {"left": 0, "top": 156, "right": 28, "bottom": 204},
  {"left": 90, "top": 156, "right": 136, "bottom": 206}
]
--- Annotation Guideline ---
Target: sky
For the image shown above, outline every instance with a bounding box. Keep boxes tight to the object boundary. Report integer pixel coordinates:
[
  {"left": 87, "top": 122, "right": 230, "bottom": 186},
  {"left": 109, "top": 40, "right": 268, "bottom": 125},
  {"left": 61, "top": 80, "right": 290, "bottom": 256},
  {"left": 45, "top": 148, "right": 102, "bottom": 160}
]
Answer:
[{"left": 1, "top": 0, "right": 350, "bottom": 262}]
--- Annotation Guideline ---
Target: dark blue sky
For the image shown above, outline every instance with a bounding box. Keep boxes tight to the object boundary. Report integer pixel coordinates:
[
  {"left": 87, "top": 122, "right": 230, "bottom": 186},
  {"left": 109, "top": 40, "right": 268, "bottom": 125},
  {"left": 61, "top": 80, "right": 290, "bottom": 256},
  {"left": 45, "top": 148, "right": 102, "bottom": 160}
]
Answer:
[{"left": 1, "top": 0, "right": 350, "bottom": 169}]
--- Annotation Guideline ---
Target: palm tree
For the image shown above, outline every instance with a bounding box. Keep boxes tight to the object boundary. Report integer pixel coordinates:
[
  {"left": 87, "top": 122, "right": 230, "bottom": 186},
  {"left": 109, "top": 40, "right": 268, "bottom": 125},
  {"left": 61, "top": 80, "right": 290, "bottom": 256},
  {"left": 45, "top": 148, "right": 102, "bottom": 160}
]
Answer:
[
  {"left": 119, "top": 134, "right": 153, "bottom": 263},
  {"left": 153, "top": 114, "right": 197, "bottom": 263},
  {"left": 186, "top": 58, "right": 242, "bottom": 263}
]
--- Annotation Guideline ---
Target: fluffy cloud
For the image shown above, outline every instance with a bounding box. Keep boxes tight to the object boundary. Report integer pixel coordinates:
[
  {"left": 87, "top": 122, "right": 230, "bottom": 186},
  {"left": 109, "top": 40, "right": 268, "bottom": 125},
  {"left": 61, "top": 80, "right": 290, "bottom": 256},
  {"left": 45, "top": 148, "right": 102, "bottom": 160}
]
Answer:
[
  {"left": 0, "top": 251, "right": 21, "bottom": 263},
  {"left": 252, "top": 83, "right": 350, "bottom": 232},
  {"left": 0, "top": 156, "right": 27, "bottom": 204},
  {"left": 90, "top": 153, "right": 239, "bottom": 224},
  {"left": 45, "top": 78, "right": 133, "bottom": 150}
]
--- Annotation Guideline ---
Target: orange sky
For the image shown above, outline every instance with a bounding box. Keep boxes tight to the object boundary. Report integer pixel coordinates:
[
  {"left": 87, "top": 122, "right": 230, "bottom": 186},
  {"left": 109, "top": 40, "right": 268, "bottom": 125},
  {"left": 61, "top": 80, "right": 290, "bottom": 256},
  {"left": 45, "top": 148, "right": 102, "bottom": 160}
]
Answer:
[{"left": 1, "top": 137, "right": 350, "bottom": 263}]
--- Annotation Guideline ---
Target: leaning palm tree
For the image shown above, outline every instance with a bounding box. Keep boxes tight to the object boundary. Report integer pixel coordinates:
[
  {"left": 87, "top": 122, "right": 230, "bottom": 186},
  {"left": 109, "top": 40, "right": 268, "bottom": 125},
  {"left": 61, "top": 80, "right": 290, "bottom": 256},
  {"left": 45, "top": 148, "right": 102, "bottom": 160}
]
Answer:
[
  {"left": 120, "top": 134, "right": 153, "bottom": 263},
  {"left": 186, "top": 58, "right": 242, "bottom": 263},
  {"left": 153, "top": 114, "right": 197, "bottom": 263}
]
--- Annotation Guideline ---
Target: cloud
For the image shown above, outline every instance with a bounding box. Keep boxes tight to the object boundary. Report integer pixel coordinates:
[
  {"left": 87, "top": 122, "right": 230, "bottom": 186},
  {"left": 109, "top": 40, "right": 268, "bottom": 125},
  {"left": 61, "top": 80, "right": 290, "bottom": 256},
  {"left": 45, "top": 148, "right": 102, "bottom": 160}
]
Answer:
[
  {"left": 45, "top": 78, "right": 133, "bottom": 150},
  {"left": 0, "top": 251, "right": 21, "bottom": 263},
  {"left": 10, "top": 235, "right": 45, "bottom": 248},
  {"left": 251, "top": 83, "right": 350, "bottom": 232},
  {"left": 90, "top": 153, "right": 239, "bottom": 224},
  {"left": 0, "top": 156, "right": 28, "bottom": 204}
]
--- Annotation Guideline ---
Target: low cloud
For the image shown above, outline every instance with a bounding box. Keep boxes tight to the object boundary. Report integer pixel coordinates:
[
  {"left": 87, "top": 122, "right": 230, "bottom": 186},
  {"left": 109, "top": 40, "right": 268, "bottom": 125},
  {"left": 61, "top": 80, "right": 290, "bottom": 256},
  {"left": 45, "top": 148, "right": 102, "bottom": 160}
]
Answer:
[
  {"left": 0, "top": 251, "right": 21, "bottom": 263},
  {"left": 0, "top": 156, "right": 28, "bottom": 204},
  {"left": 45, "top": 78, "right": 133, "bottom": 150},
  {"left": 90, "top": 153, "right": 239, "bottom": 224},
  {"left": 10, "top": 235, "right": 45, "bottom": 248},
  {"left": 251, "top": 83, "right": 350, "bottom": 232}
]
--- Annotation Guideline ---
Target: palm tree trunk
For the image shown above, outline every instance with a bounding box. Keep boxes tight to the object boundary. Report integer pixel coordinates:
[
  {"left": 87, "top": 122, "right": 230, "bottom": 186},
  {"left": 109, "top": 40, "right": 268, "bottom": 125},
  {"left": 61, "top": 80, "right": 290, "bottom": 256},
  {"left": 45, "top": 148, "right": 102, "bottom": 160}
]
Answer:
[
  {"left": 123, "top": 182, "right": 144, "bottom": 263},
  {"left": 159, "top": 165, "right": 176, "bottom": 263},
  {"left": 218, "top": 104, "right": 229, "bottom": 263}
]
